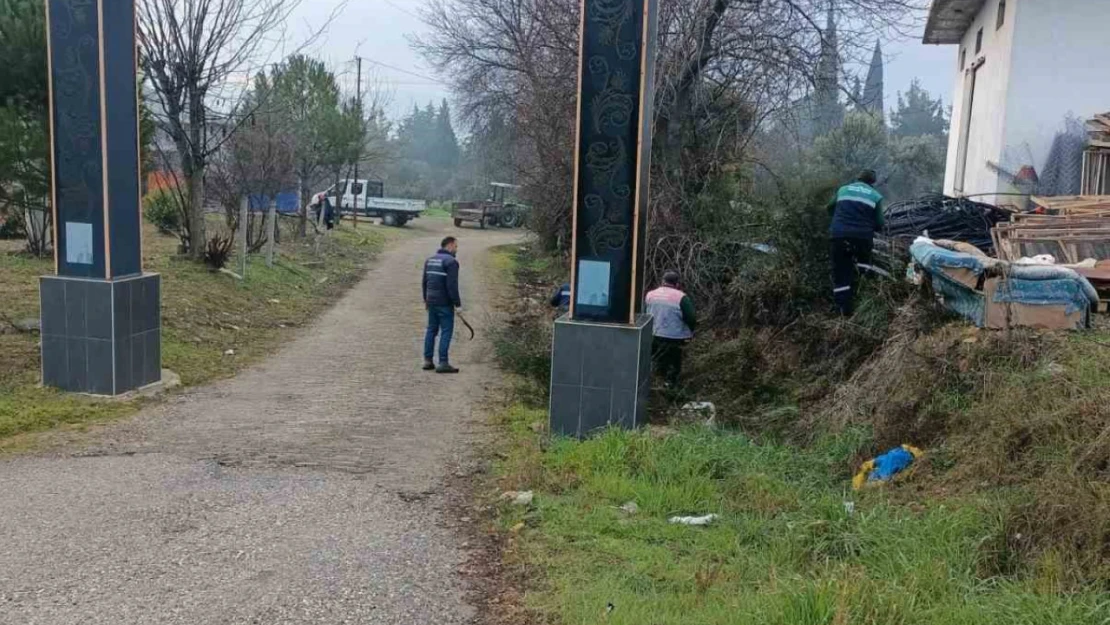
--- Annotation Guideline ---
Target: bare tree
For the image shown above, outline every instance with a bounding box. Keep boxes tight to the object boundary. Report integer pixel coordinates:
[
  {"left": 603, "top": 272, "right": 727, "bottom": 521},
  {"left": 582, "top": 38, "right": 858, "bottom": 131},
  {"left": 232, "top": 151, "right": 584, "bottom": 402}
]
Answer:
[
  {"left": 417, "top": 0, "right": 924, "bottom": 250},
  {"left": 137, "top": 0, "right": 330, "bottom": 258},
  {"left": 208, "top": 92, "right": 296, "bottom": 251}
]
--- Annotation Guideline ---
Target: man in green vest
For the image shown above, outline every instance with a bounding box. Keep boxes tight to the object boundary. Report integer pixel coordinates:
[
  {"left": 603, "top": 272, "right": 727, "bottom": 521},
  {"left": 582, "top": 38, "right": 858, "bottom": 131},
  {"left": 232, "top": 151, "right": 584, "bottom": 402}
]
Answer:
[{"left": 827, "top": 170, "right": 885, "bottom": 316}]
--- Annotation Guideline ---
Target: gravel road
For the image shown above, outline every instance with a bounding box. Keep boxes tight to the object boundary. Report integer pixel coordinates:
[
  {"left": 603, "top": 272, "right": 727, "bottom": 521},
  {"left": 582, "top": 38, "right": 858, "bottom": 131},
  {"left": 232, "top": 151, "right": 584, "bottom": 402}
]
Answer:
[{"left": 0, "top": 221, "right": 518, "bottom": 624}]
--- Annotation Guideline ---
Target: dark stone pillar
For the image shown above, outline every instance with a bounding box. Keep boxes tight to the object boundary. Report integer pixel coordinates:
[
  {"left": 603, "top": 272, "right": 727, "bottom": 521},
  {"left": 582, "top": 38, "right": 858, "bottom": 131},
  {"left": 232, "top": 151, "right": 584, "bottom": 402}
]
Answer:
[
  {"left": 550, "top": 0, "right": 660, "bottom": 437},
  {"left": 40, "top": 0, "right": 162, "bottom": 395},
  {"left": 550, "top": 314, "right": 652, "bottom": 438}
]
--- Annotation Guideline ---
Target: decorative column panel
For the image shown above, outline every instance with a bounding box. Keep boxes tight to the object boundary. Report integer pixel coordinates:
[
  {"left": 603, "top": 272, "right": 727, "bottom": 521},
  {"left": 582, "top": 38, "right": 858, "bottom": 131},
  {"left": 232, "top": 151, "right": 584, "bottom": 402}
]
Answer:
[
  {"left": 40, "top": 0, "right": 162, "bottom": 395},
  {"left": 550, "top": 0, "right": 659, "bottom": 439},
  {"left": 570, "top": 0, "right": 659, "bottom": 324}
]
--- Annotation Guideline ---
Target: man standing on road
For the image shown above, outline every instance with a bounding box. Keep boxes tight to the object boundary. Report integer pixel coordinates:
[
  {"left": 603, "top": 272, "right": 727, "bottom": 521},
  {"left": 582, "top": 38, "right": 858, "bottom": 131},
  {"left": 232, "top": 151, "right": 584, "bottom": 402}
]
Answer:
[
  {"left": 828, "top": 169, "right": 885, "bottom": 316},
  {"left": 645, "top": 271, "right": 696, "bottom": 389},
  {"left": 422, "top": 236, "right": 462, "bottom": 373}
]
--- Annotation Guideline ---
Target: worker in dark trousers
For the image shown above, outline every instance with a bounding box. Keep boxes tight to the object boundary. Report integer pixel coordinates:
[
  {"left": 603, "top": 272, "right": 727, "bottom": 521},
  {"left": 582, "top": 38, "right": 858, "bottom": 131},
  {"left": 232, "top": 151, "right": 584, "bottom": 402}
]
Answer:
[
  {"left": 645, "top": 271, "right": 697, "bottom": 389},
  {"left": 550, "top": 283, "right": 571, "bottom": 311},
  {"left": 422, "top": 236, "right": 462, "bottom": 373},
  {"left": 828, "top": 170, "right": 885, "bottom": 316}
]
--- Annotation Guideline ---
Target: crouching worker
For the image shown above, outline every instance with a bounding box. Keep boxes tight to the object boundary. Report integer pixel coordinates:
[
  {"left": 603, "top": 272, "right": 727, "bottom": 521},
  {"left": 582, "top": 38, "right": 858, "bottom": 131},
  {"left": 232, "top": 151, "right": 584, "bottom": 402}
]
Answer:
[
  {"left": 828, "top": 169, "right": 885, "bottom": 316},
  {"left": 550, "top": 283, "right": 571, "bottom": 311},
  {"left": 645, "top": 271, "right": 696, "bottom": 388}
]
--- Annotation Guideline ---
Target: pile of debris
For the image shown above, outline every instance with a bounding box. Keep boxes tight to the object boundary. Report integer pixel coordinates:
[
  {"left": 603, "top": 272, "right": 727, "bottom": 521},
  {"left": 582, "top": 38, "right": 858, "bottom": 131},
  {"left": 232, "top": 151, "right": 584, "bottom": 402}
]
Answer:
[
  {"left": 910, "top": 237, "right": 1099, "bottom": 330},
  {"left": 1083, "top": 113, "right": 1110, "bottom": 195},
  {"left": 877, "top": 195, "right": 1013, "bottom": 272},
  {"left": 992, "top": 199, "right": 1110, "bottom": 308}
]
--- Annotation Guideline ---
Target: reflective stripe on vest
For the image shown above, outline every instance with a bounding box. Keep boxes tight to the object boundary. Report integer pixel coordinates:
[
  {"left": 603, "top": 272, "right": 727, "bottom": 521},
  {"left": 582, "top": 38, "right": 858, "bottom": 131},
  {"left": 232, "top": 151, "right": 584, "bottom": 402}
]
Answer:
[{"left": 645, "top": 287, "right": 693, "bottom": 340}]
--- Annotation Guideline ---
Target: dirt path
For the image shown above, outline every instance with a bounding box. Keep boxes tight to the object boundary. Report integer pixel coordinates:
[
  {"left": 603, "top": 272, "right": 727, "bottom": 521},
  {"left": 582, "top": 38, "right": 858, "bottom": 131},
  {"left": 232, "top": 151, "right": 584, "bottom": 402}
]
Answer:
[{"left": 0, "top": 221, "right": 519, "bottom": 624}]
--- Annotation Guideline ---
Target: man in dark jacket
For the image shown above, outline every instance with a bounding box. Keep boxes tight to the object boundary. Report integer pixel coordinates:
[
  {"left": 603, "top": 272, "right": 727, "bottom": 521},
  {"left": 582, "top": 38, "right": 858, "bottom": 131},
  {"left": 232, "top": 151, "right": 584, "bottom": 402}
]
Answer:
[
  {"left": 422, "top": 236, "right": 462, "bottom": 373},
  {"left": 828, "top": 169, "right": 885, "bottom": 316}
]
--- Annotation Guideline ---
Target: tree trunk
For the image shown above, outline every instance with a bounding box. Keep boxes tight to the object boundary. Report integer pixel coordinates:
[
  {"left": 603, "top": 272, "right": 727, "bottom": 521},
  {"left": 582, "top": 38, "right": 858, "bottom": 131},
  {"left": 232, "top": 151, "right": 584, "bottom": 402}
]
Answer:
[
  {"left": 298, "top": 176, "right": 309, "bottom": 238},
  {"left": 186, "top": 167, "right": 206, "bottom": 259}
]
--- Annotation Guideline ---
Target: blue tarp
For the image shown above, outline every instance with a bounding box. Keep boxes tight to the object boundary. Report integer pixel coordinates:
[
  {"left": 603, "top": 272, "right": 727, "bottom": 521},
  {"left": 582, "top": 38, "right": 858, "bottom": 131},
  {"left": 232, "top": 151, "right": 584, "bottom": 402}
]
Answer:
[{"left": 248, "top": 191, "right": 300, "bottom": 214}]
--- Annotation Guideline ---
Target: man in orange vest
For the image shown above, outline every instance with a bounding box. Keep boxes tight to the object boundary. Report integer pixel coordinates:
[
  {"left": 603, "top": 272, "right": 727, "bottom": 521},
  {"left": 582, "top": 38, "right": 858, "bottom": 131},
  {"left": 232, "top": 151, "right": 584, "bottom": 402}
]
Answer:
[{"left": 644, "top": 271, "right": 697, "bottom": 388}]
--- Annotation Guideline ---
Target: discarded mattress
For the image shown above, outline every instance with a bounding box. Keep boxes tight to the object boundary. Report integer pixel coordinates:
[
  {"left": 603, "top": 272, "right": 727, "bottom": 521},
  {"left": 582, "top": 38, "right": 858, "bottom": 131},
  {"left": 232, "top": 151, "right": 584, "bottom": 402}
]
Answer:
[{"left": 910, "top": 239, "right": 1098, "bottom": 330}]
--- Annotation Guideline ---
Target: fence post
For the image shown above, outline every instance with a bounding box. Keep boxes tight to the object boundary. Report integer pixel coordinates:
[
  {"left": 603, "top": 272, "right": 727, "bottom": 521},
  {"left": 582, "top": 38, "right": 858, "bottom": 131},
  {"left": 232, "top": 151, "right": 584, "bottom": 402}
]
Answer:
[
  {"left": 266, "top": 199, "right": 277, "bottom": 267},
  {"left": 239, "top": 196, "right": 248, "bottom": 278}
]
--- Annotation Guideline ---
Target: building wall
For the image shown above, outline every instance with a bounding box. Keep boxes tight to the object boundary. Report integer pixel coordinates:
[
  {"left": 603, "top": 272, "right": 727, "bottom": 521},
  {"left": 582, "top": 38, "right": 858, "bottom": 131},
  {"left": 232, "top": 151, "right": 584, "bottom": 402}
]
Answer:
[
  {"left": 942, "top": 0, "right": 1016, "bottom": 201},
  {"left": 1003, "top": 0, "right": 1110, "bottom": 189}
]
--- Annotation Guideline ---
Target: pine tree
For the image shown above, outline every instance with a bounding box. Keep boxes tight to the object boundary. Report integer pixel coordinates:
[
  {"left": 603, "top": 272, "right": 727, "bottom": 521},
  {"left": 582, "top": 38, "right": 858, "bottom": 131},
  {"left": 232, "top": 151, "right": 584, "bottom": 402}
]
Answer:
[
  {"left": 891, "top": 79, "right": 948, "bottom": 138},
  {"left": 434, "top": 99, "right": 460, "bottom": 169},
  {"left": 862, "top": 40, "right": 884, "bottom": 119}
]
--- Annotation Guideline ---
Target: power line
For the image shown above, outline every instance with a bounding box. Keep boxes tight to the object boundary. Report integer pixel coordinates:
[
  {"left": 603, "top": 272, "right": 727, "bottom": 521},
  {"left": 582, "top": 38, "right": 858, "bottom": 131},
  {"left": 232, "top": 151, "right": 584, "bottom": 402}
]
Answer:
[
  {"left": 379, "top": 0, "right": 417, "bottom": 19},
  {"left": 360, "top": 57, "right": 442, "bottom": 85}
]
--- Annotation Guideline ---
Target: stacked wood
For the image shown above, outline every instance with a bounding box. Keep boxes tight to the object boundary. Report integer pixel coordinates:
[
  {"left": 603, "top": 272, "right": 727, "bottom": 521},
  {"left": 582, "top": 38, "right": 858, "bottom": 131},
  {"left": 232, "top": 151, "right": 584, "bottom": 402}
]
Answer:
[
  {"left": 1083, "top": 113, "right": 1110, "bottom": 195},
  {"left": 994, "top": 212, "right": 1110, "bottom": 264},
  {"left": 994, "top": 208, "right": 1110, "bottom": 310},
  {"left": 1029, "top": 195, "right": 1110, "bottom": 214}
]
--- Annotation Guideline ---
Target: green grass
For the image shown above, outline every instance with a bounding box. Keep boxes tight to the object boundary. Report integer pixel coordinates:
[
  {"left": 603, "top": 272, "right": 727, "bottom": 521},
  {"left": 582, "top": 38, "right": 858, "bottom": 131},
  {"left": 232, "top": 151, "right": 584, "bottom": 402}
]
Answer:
[
  {"left": 0, "top": 222, "right": 385, "bottom": 446},
  {"left": 424, "top": 201, "right": 453, "bottom": 221},
  {"left": 493, "top": 406, "right": 1110, "bottom": 625}
]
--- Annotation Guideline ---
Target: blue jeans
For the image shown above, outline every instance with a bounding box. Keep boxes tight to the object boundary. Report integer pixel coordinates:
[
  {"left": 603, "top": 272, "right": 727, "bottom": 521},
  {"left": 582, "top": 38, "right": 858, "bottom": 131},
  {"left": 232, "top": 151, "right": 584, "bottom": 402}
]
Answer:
[{"left": 424, "top": 306, "right": 455, "bottom": 363}]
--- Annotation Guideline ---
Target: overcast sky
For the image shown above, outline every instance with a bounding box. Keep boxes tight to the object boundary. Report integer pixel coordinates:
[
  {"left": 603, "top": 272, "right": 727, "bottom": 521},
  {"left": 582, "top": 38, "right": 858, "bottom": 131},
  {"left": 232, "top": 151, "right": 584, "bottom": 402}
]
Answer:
[{"left": 288, "top": 0, "right": 958, "bottom": 123}]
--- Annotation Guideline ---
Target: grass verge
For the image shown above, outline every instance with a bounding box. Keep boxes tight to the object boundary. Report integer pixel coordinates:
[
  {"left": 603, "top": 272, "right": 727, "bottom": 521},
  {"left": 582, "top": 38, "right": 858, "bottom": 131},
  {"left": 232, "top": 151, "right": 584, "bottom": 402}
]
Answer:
[
  {"left": 493, "top": 406, "right": 1110, "bottom": 625},
  {"left": 485, "top": 243, "right": 1110, "bottom": 625},
  {"left": 0, "top": 221, "right": 386, "bottom": 446}
]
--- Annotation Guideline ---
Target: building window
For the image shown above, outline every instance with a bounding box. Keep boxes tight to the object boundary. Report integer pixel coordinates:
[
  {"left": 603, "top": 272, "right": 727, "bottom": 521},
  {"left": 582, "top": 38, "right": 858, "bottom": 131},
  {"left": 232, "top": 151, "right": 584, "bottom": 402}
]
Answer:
[
  {"left": 997, "top": 0, "right": 1006, "bottom": 29},
  {"left": 975, "top": 28, "right": 984, "bottom": 54}
]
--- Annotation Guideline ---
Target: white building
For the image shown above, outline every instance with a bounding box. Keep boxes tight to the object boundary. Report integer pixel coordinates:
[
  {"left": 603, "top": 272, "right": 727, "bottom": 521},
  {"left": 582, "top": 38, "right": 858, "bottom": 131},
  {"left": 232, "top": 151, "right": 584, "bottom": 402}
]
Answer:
[{"left": 925, "top": 0, "right": 1110, "bottom": 202}]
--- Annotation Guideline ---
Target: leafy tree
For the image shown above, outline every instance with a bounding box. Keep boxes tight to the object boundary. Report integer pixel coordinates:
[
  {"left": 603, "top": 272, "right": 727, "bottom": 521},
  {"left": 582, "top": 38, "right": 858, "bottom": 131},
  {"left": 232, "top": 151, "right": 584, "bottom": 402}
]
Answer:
[
  {"left": 812, "top": 111, "right": 945, "bottom": 202},
  {"left": 813, "top": 112, "right": 889, "bottom": 182},
  {"left": 886, "top": 134, "right": 946, "bottom": 200},
  {"left": 386, "top": 100, "right": 462, "bottom": 201},
  {"left": 432, "top": 99, "right": 460, "bottom": 169},
  {"left": 264, "top": 56, "right": 344, "bottom": 237},
  {"left": 0, "top": 0, "right": 47, "bottom": 110},
  {"left": 0, "top": 0, "right": 49, "bottom": 254},
  {"left": 891, "top": 79, "right": 949, "bottom": 138}
]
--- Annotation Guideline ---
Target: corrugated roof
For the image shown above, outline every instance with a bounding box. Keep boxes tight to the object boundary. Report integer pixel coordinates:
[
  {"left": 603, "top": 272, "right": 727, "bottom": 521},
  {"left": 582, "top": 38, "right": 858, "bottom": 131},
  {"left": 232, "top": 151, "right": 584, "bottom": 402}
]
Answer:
[{"left": 923, "top": 0, "right": 988, "bottom": 45}]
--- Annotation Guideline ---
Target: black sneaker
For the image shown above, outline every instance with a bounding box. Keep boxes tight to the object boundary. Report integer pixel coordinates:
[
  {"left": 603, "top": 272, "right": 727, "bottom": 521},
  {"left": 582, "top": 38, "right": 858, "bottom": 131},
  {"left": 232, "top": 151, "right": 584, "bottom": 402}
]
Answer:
[
  {"left": 422, "top": 360, "right": 436, "bottom": 371},
  {"left": 436, "top": 363, "right": 460, "bottom": 374}
]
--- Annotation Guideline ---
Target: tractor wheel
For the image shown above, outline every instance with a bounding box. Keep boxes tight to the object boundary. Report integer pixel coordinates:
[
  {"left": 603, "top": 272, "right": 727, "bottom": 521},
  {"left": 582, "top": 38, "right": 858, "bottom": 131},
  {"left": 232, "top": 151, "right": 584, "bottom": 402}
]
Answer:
[
  {"left": 499, "top": 209, "right": 521, "bottom": 228},
  {"left": 454, "top": 218, "right": 463, "bottom": 228}
]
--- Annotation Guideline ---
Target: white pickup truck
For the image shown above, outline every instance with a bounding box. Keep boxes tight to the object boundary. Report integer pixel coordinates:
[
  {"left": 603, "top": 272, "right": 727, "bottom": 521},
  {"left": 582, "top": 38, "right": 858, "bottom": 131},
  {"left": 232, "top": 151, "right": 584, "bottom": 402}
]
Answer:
[{"left": 309, "top": 179, "right": 426, "bottom": 227}]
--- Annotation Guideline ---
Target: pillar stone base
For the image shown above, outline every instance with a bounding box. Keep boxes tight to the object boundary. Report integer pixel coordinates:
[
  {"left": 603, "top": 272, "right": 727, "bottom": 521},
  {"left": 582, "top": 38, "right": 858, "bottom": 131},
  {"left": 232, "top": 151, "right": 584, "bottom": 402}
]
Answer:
[
  {"left": 549, "top": 314, "right": 653, "bottom": 438},
  {"left": 40, "top": 273, "right": 162, "bottom": 395}
]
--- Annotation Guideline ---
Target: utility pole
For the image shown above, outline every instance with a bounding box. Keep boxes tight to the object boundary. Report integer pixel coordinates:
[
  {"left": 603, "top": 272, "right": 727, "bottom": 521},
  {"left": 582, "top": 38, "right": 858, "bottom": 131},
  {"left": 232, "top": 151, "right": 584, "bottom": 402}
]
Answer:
[{"left": 352, "top": 56, "right": 363, "bottom": 229}]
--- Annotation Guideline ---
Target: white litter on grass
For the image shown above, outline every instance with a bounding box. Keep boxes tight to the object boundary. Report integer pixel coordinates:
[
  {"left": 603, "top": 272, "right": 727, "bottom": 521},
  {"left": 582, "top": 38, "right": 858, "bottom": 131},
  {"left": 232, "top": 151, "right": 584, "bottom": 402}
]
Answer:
[
  {"left": 224, "top": 349, "right": 236, "bottom": 356},
  {"left": 500, "top": 491, "right": 534, "bottom": 506},
  {"left": 680, "top": 402, "right": 717, "bottom": 426},
  {"left": 843, "top": 501, "right": 856, "bottom": 516},
  {"left": 618, "top": 501, "right": 639, "bottom": 515},
  {"left": 668, "top": 514, "right": 719, "bottom": 526}
]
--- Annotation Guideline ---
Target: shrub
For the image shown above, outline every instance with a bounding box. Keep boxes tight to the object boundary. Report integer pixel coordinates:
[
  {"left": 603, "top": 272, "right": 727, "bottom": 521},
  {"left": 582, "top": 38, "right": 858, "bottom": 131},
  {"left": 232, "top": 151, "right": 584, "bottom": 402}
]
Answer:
[
  {"left": 203, "top": 233, "right": 234, "bottom": 271},
  {"left": 144, "top": 189, "right": 182, "bottom": 235},
  {"left": 0, "top": 208, "right": 26, "bottom": 239}
]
